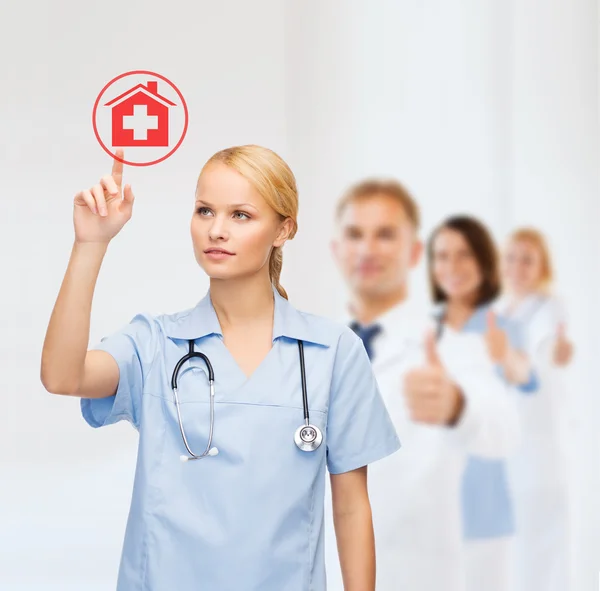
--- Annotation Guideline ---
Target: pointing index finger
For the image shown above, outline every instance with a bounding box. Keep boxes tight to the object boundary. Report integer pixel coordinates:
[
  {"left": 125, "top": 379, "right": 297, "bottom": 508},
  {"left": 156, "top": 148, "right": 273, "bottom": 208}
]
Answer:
[{"left": 112, "top": 149, "right": 125, "bottom": 187}]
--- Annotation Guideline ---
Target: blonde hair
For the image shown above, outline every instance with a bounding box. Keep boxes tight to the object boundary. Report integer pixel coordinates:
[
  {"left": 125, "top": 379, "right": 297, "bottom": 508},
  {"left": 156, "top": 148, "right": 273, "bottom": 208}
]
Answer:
[
  {"left": 336, "top": 178, "right": 421, "bottom": 230},
  {"left": 508, "top": 227, "right": 554, "bottom": 290},
  {"left": 203, "top": 145, "right": 298, "bottom": 299}
]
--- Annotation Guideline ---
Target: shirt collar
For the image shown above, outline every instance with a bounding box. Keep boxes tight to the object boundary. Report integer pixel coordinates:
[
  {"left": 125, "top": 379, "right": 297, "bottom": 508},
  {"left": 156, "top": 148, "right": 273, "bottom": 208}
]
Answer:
[
  {"left": 343, "top": 298, "right": 428, "bottom": 342},
  {"left": 463, "top": 304, "right": 490, "bottom": 330},
  {"left": 162, "top": 286, "right": 331, "bottom": 346},
  {"left": 434, "top": 302, "right": 486, "bottom": 329}
]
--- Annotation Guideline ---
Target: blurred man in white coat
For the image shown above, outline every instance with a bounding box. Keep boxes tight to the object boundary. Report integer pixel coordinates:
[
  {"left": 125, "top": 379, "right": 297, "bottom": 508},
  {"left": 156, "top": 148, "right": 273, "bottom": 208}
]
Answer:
[{"left": 324, "top": 180, "right": 521, "bottom": 591}]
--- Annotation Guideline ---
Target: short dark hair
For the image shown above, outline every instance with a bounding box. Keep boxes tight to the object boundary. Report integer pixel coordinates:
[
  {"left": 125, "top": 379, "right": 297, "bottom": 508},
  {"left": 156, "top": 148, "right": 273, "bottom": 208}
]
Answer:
[
  {"left": 335, "top": 178, "right": 421, "bottom": 230},
  {"left": 427, "top": 215, "right": 501, "bottom": 306}
]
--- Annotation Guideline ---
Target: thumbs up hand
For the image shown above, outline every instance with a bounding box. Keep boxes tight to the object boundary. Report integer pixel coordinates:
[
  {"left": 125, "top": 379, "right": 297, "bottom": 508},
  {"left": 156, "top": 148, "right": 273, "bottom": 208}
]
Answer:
[
  {"left": 424, "top": 329, "right": 443, "bottom": 368},
  {"left": 553, "top": 323, "right": 574, "bottom": 366},
  {"left": 484, "top": 310, "right": 509, "bottom": 364},
  {"left": 403, "top": 331, "right": 465, "bottom": 426}
]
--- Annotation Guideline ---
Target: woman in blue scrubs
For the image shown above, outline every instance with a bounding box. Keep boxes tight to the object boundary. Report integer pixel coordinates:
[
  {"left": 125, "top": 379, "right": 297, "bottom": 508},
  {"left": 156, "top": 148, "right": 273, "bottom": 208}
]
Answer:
[
  {"left": 426, "top": 216, "right": 538, "bottom": 591},
  {"left": 40, "top": 145, "right": 400, "bottom": 591}
]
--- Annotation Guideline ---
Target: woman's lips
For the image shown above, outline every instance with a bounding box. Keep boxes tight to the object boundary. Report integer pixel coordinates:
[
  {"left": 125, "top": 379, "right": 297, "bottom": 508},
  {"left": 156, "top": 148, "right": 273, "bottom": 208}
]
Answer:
[{"left": 204, "top": 249, "right": 235, "bottom": 260}]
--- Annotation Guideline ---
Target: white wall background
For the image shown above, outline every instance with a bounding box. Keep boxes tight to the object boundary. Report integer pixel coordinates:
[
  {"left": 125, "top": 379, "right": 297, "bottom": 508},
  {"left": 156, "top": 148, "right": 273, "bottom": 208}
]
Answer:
[
  {"left": 1, "top": 0, "right": 597, "bottom": 589},
  {"left": 285, "top": 2, "right": 599, "bottom": 589},
  {"left": 1, "top": 1, "right": 287, "bottom": 589}
]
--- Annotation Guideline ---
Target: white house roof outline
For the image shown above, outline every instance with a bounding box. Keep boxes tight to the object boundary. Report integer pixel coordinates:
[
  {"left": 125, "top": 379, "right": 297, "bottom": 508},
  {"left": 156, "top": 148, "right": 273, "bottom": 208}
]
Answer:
[{"left": 105, "top": 82, "right": 177, "bottom": 109}]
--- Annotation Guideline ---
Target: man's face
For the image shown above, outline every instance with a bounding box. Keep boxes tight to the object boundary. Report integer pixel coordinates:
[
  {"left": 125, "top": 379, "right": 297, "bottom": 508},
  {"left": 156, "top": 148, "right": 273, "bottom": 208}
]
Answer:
[{"left": 331, "top": 194, "right": 422, "bottom": 298}]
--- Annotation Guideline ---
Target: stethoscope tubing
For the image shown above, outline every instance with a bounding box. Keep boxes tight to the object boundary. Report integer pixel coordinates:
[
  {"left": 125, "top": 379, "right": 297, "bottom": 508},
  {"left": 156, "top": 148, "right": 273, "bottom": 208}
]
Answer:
[{"left": 171, "top": 339, "right": 319, "bottom": 460}]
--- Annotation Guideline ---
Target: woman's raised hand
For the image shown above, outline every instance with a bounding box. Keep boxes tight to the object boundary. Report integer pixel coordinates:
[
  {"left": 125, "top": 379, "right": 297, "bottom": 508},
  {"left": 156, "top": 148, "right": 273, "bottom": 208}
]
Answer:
[{"left": 73, "top": 149, "right": 135, "bottom": 243}]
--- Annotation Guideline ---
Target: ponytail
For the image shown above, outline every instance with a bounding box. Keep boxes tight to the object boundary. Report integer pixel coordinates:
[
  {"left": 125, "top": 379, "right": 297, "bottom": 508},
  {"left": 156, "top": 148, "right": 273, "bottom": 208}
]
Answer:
[{"left": 269, "top": 246, "right": 288, "bottom": 299}]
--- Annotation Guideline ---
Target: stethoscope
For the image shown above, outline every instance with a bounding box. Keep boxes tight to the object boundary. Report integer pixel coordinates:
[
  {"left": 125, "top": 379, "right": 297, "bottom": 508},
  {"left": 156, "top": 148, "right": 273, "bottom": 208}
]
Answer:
[
  {"left": 433, "top": 307, "right": 446, "bottom": 341},
  {"left": 171, "top": 339, "right": 323, "bottom": 462}
]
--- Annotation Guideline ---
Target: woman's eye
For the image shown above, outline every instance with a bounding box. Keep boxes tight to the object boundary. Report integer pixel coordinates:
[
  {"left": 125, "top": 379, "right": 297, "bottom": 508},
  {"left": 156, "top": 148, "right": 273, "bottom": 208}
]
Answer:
[{"left": 196, "top": 208, "right": 250, "bottom": 220}]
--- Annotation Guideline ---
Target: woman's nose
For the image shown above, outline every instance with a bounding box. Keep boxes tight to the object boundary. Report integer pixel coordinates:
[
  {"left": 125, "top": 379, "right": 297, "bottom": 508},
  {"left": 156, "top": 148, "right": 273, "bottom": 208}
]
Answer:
[
  {"left": 446, "top": 259, "right": 461, "bottom": 274},
  {"left": 208, "top": 216, "right": 229, "bottom": 241}
]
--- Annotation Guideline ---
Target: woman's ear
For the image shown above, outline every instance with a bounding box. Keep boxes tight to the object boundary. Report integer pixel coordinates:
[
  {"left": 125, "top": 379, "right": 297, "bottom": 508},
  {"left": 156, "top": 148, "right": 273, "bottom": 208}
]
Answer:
[{"left": 273, "top": 217, "right": 295, "bottom": 248}]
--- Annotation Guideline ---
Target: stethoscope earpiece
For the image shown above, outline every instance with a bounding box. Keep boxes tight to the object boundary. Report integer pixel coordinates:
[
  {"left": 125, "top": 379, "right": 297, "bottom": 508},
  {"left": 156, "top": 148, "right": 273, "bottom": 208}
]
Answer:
[{"left": 181, "top": 447, "right": 218, "bottom": 462}]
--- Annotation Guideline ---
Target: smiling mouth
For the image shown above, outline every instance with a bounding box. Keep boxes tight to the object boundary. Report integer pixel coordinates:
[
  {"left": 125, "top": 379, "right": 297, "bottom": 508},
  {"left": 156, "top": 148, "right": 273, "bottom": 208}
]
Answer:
[{"left": 443, "top": 278, "right": 466, "bottom": 287}]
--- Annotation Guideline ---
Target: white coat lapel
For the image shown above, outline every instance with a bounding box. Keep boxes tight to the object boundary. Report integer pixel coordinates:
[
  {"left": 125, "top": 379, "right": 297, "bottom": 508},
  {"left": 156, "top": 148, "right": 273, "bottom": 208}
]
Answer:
[
  {"left": 371, "top": 331, "right": 414, "bottom": 373},
  {"left": 371, "top": 301, "right": 429, "bottom": 372},
  {"left": 340, "top": 299, "right": 429, "bottom": 370}
]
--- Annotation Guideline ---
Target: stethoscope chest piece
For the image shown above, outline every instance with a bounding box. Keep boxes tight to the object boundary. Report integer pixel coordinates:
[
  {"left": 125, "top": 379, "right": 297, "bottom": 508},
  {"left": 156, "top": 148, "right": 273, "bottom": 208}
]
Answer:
[{"left": 294, "top": 423, "right": 323, "bottom": 452}]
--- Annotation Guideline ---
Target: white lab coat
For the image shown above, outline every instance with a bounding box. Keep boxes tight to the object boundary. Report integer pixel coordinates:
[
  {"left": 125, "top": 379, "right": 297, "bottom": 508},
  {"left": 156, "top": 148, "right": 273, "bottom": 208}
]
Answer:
[
  {"left": 495, "top": 294, "right": 571, "bottom": 591},
  {"left": 324, "top": 301, "right": 521, "bottom": 591}
]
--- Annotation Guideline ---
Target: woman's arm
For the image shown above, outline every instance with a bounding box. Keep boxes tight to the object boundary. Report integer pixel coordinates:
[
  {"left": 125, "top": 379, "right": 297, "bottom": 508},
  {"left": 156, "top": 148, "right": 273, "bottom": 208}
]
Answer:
[
  {"left": 330, "top": 466, "right": 376, "bottom": 591},
  {"left": 40, "top": 241, "right": 119, "bottom": 397},
  {"left": 485, "top": 311, "right": 535, "bottom": 387},
  {"left": 40, "top": 152, "right": 135, "bottom": 398},
  {"left": 499, "top": 348, "right": 534, "bottom": 386}
]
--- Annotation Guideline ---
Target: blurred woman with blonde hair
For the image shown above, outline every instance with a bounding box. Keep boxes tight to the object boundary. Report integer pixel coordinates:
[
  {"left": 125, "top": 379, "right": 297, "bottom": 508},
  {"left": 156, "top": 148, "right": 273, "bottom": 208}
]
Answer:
[{"left": 496, "top": 227, "right": 574, "bottom": 591}]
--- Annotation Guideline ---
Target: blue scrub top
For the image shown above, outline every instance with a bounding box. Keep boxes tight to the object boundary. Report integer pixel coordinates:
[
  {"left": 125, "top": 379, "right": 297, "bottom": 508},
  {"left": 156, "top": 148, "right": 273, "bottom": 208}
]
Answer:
[
  {"left": 459, "top": 305, "right": 538, "bottom": 540},
  {"left": 81, "top": 287, "right": 400, "bottom": 591}
]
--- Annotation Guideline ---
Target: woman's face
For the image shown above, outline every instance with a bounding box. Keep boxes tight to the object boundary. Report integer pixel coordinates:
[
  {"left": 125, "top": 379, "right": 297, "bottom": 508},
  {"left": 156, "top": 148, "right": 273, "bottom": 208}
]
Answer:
[
  {"left": 191, "top": 162, "right": 292, "bottom": 281},
  {"left": 502, "top": 239, "right": 544, "bottom": 295},
  {"left": 431, "top": 228, "right": 483, "bottom": 304}
]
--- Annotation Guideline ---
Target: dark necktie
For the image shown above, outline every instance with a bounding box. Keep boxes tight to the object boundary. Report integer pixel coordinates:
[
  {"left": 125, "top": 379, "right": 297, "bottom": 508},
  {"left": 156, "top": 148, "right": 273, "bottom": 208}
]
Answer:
[{"left": 349, "top": 321, "right": 382, "bottom": 361}]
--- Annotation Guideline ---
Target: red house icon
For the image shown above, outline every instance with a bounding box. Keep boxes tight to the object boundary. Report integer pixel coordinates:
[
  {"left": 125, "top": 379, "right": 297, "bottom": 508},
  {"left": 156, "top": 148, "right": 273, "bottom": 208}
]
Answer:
[{"left": 105, "top": 80, "right": 177, "bottom": 147}]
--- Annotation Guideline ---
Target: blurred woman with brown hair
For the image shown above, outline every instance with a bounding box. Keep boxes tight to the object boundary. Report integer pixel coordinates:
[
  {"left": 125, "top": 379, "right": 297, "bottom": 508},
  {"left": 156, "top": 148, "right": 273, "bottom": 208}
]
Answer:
[{"left": 427, "top": 215, "right": 538, "bottom": 591}]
